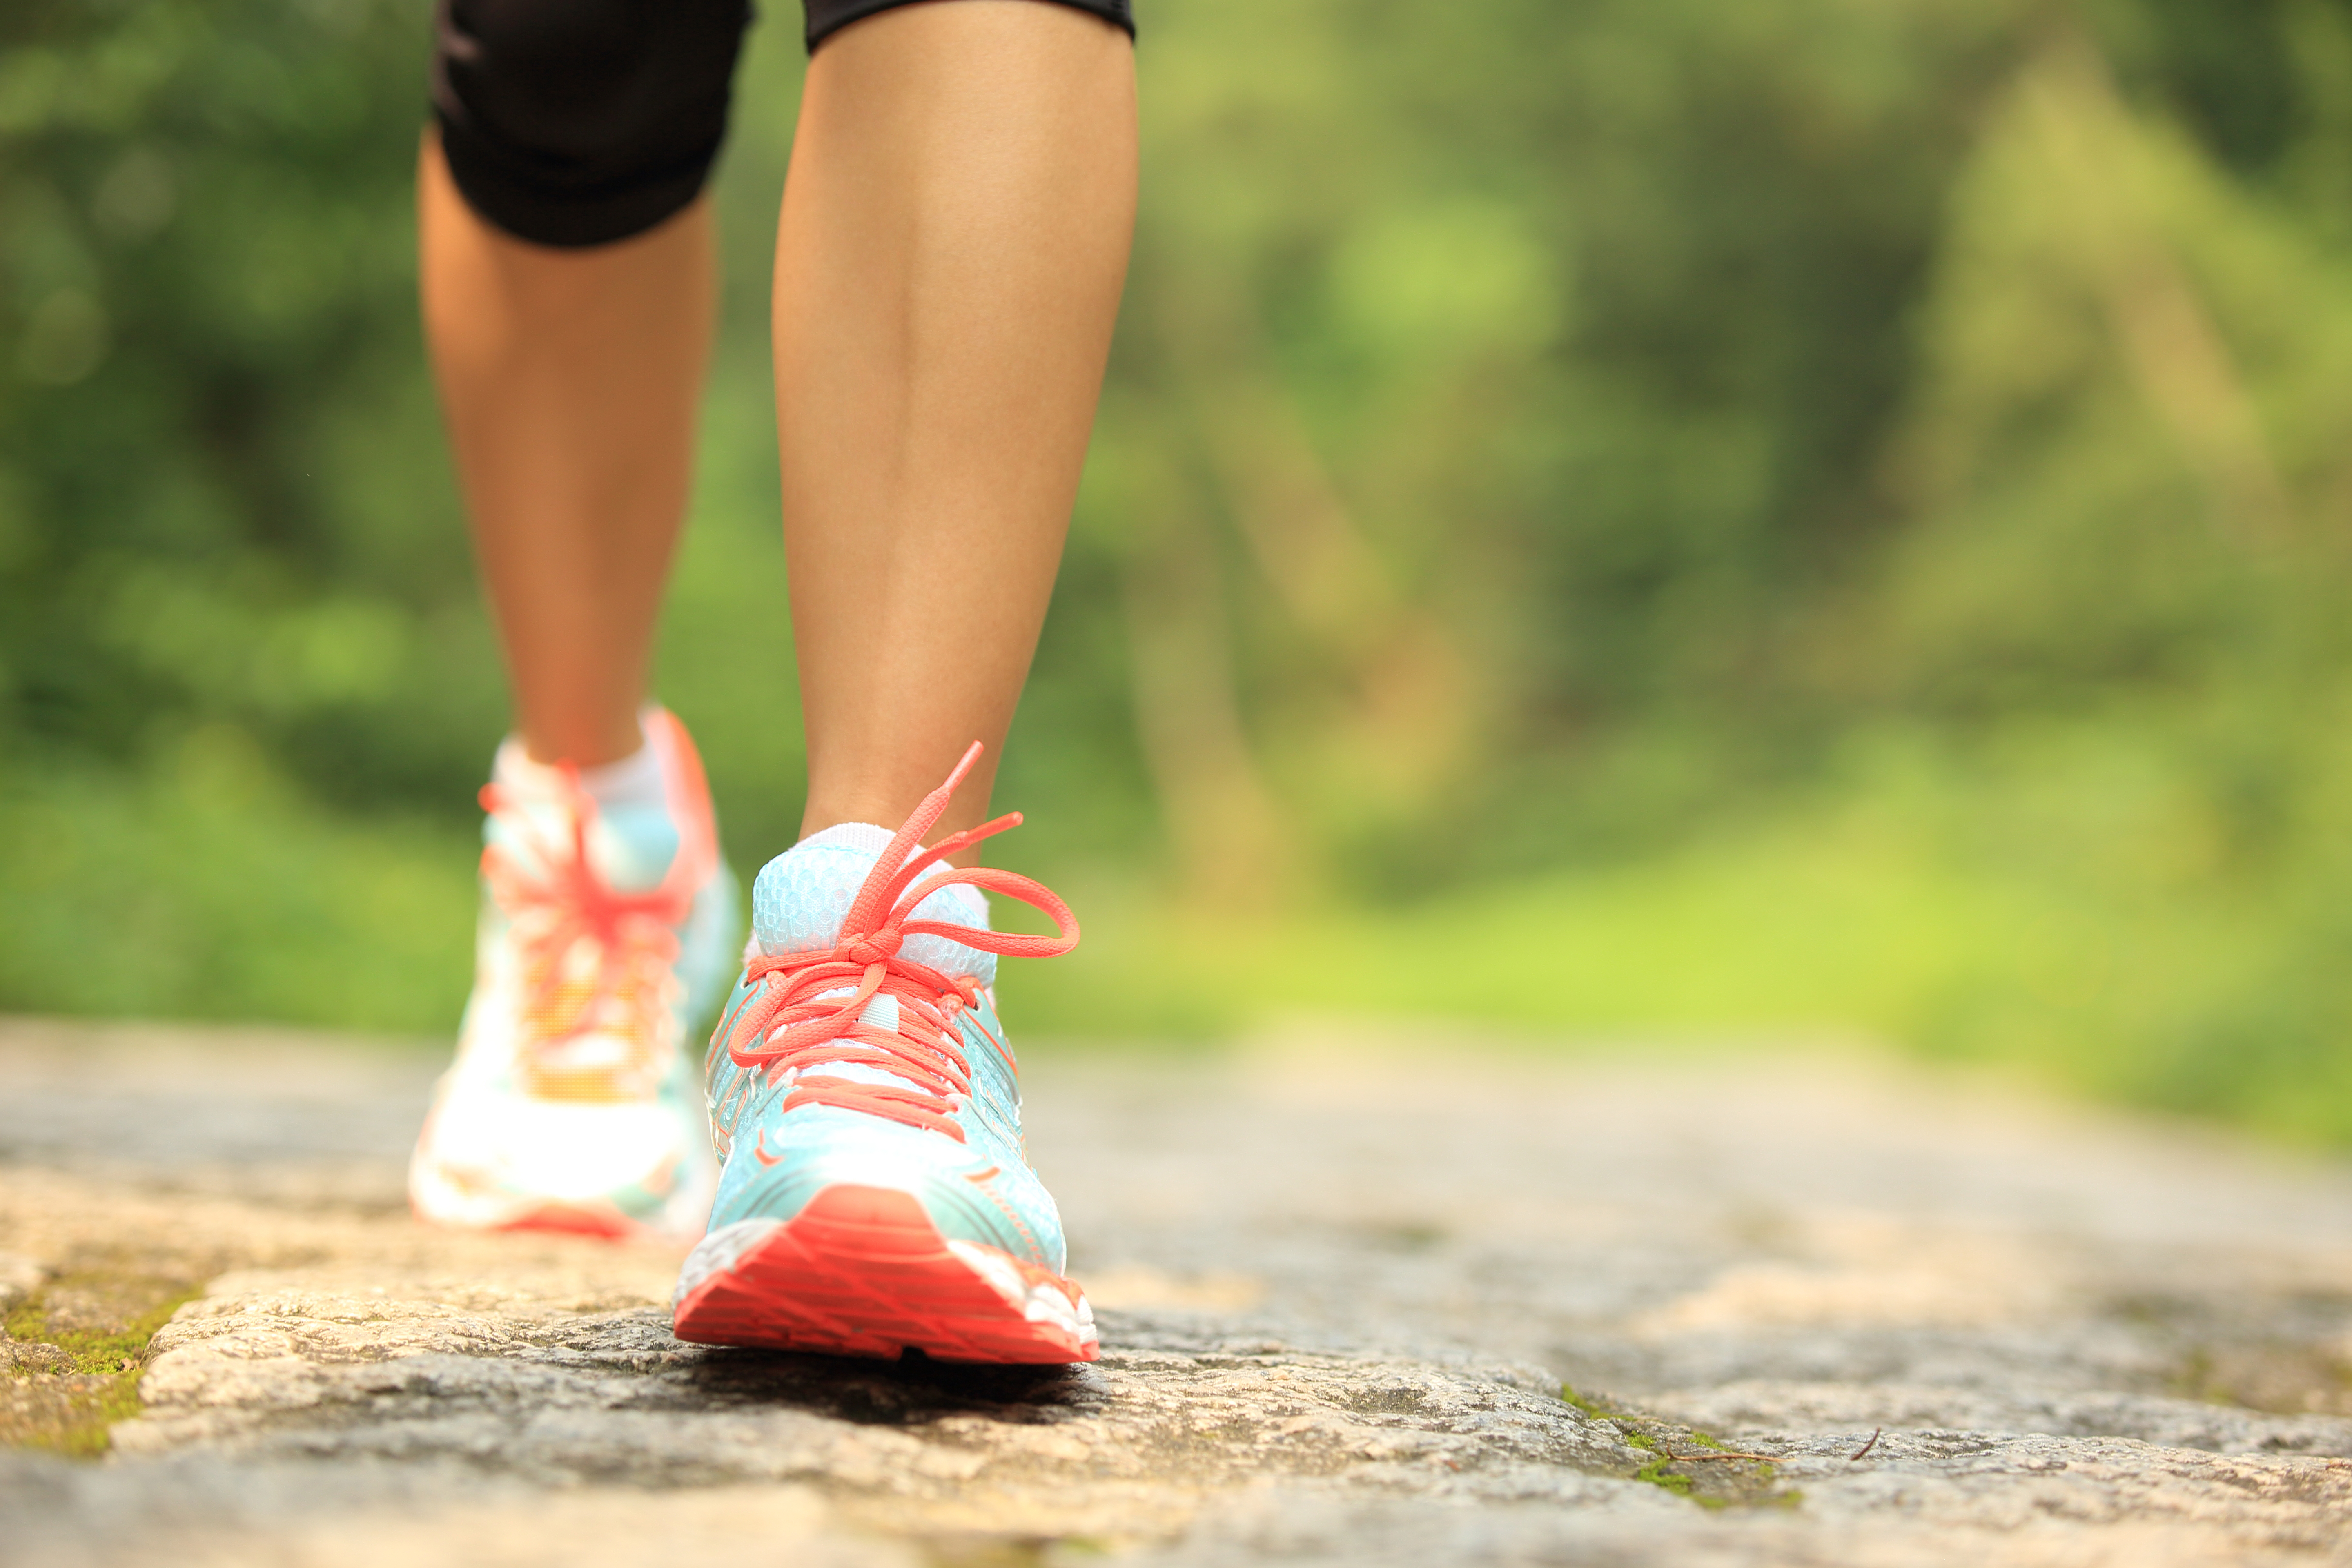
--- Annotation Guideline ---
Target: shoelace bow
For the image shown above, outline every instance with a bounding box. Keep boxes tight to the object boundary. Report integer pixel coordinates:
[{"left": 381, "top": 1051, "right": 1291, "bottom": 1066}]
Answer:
[
  {"left": 479, "top": 762, "right": 710, "bottom": 1061},
  {"left": 722, "top": 742, "right": 1078, "bottom": 1141}
]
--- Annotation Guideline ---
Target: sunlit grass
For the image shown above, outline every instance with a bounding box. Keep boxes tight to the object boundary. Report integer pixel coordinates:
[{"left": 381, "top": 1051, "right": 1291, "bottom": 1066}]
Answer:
[
  {"left": 0, "top": 729, "right": 474, "bottom": 1034},
  {"left": 1014, "top": 721, "right": 2352, "bottom": 1146},
  {"left": 6, "top": 716, "right": 2345, "bottom": 1145}
]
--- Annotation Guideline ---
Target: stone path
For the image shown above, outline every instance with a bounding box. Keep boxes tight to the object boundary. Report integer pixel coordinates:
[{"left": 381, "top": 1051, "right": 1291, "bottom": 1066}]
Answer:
[{"left": 3, "top": 1016, "right": 2350, "bottom": 1566}]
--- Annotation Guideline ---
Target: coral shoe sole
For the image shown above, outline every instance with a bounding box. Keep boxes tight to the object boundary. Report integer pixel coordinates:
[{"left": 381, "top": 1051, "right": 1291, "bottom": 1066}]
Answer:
[{"left": 670, "top": 1184, "right": 1099, "bottom": 1363}]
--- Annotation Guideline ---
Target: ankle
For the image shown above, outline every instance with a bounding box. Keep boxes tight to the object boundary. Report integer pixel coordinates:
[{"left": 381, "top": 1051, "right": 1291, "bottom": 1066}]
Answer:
[
  {"left": 516, "top": 706, "right": 650, "bottom": 772},
  {"left": 799, "top": 805, "right": 991, "bottom": 867},
  {"left": 495, "top": 718, "right": 664, "bottom": 815}
]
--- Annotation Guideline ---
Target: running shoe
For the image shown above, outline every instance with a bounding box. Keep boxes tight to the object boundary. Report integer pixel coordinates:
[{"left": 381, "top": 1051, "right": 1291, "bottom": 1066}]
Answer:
[
  {"left": 671, "top": 742, "right": 1094, "bottom": 1362},
  {"left": 410, "top": 708, "right": 740, "bottom": 1240}
]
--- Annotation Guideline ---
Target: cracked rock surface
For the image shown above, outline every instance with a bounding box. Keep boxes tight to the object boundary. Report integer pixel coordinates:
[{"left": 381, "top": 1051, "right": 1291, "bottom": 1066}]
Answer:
[{"left": 3, "top": 1016, "right": 2350, "bottom": 1565}]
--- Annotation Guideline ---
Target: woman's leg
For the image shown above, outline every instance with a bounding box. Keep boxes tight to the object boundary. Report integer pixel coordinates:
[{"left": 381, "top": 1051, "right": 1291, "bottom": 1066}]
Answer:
[
  {"left": 413, "top": 126, "right": 737, "bottom": 1243},
  {"left": 419, "top": 136, "right": 717, "bottom": 768},
  {"left": 775, "top": 1, "right": 1136, "bottom": 849}
]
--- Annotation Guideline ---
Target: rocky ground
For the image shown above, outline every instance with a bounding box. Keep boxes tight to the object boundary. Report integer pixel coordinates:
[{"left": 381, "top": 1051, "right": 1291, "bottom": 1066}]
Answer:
[{"left": 2, "top": 1015, "right": 2350, "bottom": 1566}]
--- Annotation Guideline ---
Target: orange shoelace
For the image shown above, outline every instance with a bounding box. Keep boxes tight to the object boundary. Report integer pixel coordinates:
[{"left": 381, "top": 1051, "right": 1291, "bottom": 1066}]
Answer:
[
  {"left": 479, "top": 717, "right": 717, "bottom": 1091},
  {"left": 719, "top": 742, "right": 1078, "bottom": 1141}
]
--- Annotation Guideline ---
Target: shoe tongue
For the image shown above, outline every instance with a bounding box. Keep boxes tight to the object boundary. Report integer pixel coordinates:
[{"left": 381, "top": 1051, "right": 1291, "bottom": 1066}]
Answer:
[
  {"left": 585, "top": 804, "right": 680, "bottom": 890},
  {"left": 803, "top": 991, "right": 921, "bottom": 1096},
  {"left": 486, "top": 737, "right": 679, "bottom": 893},
  {"left": 749, "top": 823, "right": 997, "bottom": 984},
  {"left": 486, "top": 797, "right": 679, "bottom": 893}
]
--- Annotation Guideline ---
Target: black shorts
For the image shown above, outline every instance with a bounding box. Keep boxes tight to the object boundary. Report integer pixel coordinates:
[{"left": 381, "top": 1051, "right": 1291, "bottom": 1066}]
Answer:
[{"left": 432, "top": 0, "right": 1134, "bottom": 249}]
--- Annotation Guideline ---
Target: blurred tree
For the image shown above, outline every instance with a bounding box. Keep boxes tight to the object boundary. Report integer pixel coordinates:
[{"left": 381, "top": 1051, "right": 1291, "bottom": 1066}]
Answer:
[
  {"left": 5, "top": 0, "right": 2352, "bottom": 1136},
  {"left": 0, "top": 0, "right": 497, "bottom": 814}
]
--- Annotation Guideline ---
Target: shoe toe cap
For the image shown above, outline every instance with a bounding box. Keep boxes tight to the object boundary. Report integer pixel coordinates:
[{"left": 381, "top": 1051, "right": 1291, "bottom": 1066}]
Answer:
[{"left": 710, "top": 1111, "right": 1061, "bottom": 1269}]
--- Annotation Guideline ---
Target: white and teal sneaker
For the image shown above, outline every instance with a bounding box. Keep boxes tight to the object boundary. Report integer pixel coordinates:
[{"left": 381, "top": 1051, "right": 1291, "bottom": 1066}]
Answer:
[
  {"left": 671, "top": 743, "right": 1095, "bottom": 1362},
  {"left": 410, "top": 708, "right": 739, "bottom": 1241}
]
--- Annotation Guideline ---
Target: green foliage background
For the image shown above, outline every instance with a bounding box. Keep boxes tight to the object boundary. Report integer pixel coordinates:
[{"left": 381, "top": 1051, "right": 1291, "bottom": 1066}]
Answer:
[{"left": 6, "top": 0, "right": 2352, "bottom": 1140}]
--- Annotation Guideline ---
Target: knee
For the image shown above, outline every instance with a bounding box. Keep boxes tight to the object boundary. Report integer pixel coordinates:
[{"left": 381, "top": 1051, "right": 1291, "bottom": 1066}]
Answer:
[
  {"left": 804, "top": 0, "right": 1135, "bottom": 52},
  {"left": 431, "top": 0, "right": 750, "bottom": 248}
]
